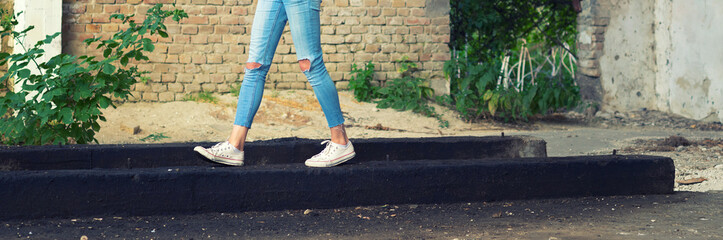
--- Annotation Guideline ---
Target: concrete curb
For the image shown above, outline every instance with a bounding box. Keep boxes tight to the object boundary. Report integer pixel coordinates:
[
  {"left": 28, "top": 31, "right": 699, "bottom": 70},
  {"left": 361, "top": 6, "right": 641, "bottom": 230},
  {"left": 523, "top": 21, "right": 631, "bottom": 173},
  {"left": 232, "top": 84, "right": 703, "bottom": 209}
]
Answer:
[
  {"left": 0, "top": 136, "right": 547, "bottom": 170},
  {"left": 0, "top": 155, "right": 673, "bottom": 220}
]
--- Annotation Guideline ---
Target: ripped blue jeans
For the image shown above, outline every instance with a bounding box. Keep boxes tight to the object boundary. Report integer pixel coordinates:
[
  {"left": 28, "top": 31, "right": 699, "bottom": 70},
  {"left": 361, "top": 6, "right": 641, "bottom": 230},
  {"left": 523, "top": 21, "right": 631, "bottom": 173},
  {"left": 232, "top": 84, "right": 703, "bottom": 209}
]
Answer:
[{"left": 234, "top": 0, "right": 344, "bottom": 128}]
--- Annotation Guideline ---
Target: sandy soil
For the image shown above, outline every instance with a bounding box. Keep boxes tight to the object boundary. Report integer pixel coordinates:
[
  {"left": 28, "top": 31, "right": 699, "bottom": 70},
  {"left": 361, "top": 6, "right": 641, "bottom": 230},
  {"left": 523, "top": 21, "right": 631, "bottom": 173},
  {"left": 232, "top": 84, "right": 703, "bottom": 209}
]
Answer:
[{"left": 97, "top": 90, "right": 506, "bottom": 144}]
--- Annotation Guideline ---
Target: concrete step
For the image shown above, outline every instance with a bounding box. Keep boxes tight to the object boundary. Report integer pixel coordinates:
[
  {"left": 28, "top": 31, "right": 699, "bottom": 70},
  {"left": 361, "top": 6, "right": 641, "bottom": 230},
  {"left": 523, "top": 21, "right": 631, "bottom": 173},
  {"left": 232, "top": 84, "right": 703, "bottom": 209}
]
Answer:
[
  {"left": 0, "top": 136, "right": 546, "bottom": 170},
  {"left": 0, "top": 155, "right": 673, "bottom": 220}
]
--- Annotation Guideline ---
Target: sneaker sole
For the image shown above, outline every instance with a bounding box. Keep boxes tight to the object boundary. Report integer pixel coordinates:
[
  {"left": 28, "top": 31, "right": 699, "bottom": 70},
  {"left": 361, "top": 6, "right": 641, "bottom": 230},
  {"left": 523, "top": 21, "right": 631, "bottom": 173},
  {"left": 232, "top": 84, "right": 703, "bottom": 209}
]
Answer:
[
  {"left": 194, "top": 147, "right": 244, "bottom": 166},
  {"left": 305, "top": 151, "right": 356, "bottom": 168}
]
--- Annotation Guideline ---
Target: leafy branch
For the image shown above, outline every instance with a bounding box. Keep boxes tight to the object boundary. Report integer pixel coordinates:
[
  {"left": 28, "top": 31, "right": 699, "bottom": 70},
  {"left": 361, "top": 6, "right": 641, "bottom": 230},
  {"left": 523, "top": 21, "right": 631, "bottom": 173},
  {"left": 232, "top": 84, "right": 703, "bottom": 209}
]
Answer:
[{"left": 0, "top": 4, "right": 187, "bottom": 145}]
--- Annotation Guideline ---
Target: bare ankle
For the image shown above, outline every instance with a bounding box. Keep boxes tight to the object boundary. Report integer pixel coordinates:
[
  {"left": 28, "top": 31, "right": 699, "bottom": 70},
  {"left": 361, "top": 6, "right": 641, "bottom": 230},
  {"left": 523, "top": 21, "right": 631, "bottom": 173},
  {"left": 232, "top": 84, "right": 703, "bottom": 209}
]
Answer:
[
  {"left": 228, "top": 139, "right": 244, "bottom": 151},
  {"left": 229, "top": 125, "right": 249, "bottom": 151},
  {"left": 330, "top": 124, "right": 348, "bottom": 145},
  {"left": 331, "top": 138, "right": 347, "bottom": 145}
]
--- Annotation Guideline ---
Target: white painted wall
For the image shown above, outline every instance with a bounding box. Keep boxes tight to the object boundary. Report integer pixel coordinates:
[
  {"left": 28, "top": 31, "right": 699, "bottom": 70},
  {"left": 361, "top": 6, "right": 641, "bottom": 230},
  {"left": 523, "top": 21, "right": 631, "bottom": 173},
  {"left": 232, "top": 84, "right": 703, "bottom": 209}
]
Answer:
[
  {"left": 601, "top": 0, "right": 723, "bottom": 122},
  {"left": 13, "top": 0, "right": 62, "bottom": 92},
  {"left": 599, "top": 0, "right": 657, "bottom": 111},
  {"left": 660, "top": 0, "right": 723, "bottom": 121}
]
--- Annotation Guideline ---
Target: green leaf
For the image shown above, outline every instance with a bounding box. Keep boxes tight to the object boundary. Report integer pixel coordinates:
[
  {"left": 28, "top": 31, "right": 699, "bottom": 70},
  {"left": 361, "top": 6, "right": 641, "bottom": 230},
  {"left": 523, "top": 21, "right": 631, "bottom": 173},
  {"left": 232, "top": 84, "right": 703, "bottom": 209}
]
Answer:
[
  {"left": 91, "top": 121, "right": 101, "bottom": 131},
  {"left": 482, "top": 90, "right": 493, "bottom": 101},
  {"left": 60, "top": 108, "right": 73, "bottom": 124},
  {"left": 43, "top": 32, "right": 61, "bottom": 44},
  {"left": 103, "top": 48, "right": 112, "bottom": 57},
  {"left": 98, "top": 96, "right": 111, "bottom": 108},
  {"left": 120, "top": 56, "right": 129, "bottom": 66},
  {"left": 142, "top": 38, "right": 155, "bottom": 52},
  {"left": 488, "top": 94, "right": 498, "bottom": 116},
  {"left": 134, "top": 50, "right": 144, "bottom": 60},
  {"left": 102, "top": 63, "right": 116, "bottom": 74},
  {"left": 108, "top": 41, "right": 120, "bottom": 48},
  {"left": 405, "top": 101, "right": 417, "bottom": 111},
  {"left": 41, "top": 132, "right": 53, "bottom": 145},
  {"left": 17, "top": 69, "right": 30, "bottom": 78},
  {"left": 158, "top": 30, "right": 168, "bottom": 38},
  {"left": 110, "top": 13, "right": 125, "bottom": 21}
]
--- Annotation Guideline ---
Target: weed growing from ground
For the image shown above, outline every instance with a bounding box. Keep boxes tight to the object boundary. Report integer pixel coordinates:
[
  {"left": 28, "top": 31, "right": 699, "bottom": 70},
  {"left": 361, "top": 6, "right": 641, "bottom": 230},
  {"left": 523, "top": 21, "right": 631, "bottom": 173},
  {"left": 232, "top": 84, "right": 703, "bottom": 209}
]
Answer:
[
  {"left": 183, "top": 91, "right": 218, "bottom": 104},
  {"left": 139, "top": 132, "right": 169, "bottom": 142},
  {"left": 349, "top": 57, "right": 449, "bottom": 128},
  {"left": 348, "top": 61, "right": 379, "bottom": 102},
  {"left": 229, "top": 83, "right": 241, "bottom": 97}
]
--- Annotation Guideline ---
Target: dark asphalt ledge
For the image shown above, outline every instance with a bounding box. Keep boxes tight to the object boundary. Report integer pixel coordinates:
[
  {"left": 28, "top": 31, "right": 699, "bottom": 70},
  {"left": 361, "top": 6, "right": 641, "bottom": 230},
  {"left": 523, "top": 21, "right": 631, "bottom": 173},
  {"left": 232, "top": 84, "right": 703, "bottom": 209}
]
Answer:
[
  {"left": 0, "top": 136, "right": 546, "bottom": 170},
  {"left": 0, "top": 155, "right": 673, "bottom": 220},
  {"left": 0, "top": 136, "right": 675, "bottom": 220}
]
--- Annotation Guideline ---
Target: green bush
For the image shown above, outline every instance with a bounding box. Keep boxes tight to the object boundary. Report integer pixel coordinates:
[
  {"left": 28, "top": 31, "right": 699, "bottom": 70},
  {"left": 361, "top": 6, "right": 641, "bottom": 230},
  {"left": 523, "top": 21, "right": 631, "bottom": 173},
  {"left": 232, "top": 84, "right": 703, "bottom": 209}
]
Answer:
[
  {"left": 445, "top": 0, "right": 580, "bottom": 121},
  {"left": 348, "top": 61, "right": 378, "bottom": 102},
  {"left": 349, "top": 57, "right": 448, "bottom": 128},
  {"left": 0, "top": 4, "right": 187, "bottom": 145}
]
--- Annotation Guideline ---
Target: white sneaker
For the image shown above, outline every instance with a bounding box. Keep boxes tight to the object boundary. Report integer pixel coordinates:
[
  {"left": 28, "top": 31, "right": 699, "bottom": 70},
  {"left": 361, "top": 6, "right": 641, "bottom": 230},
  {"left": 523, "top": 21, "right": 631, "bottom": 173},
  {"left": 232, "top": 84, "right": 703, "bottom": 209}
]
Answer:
[
  {"left": 305, "top": 140, "right": 356, "bottom": 167},
  {"left": 194, "top": 141, "right": 244, "bottom": 166}
]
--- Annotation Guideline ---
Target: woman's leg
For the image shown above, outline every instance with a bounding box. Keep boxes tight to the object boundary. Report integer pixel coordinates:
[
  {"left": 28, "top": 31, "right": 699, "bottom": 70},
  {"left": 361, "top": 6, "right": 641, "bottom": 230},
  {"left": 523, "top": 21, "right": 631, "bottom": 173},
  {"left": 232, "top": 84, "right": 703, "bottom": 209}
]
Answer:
[
  {"left": 285, "top": 0, "right": 347, "bottom": 145},
  {"left": 194, "top": 0, "right": 289, "bottom": 165},
  {"left": 285, "top": 0, "right": 354, "bottom": 167},
  {"left": 230, "top": 0, "right": 289, "bottom": 151}
]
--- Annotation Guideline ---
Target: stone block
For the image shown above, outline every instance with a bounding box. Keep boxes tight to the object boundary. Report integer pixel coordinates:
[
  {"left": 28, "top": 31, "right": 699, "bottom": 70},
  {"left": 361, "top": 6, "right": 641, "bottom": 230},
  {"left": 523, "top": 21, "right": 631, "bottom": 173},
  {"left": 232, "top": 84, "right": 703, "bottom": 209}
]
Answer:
[
  {"left": 168, "top": 83, "right": 184, "bottom": 92},
  {"left": 158, "top": 92, "right": 175, "bottom": 102},
  {"left": 365, "top": 44, "right": 381, "bottom": 53},
  {"left": 364, "top": 0, "right": 378, "bottom": 7},
  {"left": 181, "top": 26, "right": 198, "bottom": 35},
  {"left": 201, "top": 83, "right": 217, "bottom": 92},
  {"left": 336, "top": 26, "right": 351, "bottom": 35},
  {"left": 142, "top": 92, "right": 158, "bottom": 101},
  {"left": 397, "top": 8, "right": 410, "bottom": 16},
  {"left": 184, "top": 84, "right": 201, "bottom": 93},
  {"left": 336, "top": 0, "right": 349, "bottom": 7}
]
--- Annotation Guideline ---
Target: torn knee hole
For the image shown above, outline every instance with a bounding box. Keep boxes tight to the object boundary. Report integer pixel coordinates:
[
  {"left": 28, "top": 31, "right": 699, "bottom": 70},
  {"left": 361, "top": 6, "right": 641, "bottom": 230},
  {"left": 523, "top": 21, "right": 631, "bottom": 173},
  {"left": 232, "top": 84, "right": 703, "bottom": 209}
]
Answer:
[
  {"left": 299, "top": 59, "right": 311, "bottom": 72},
  {"left": 246, "top": 62, "right": 262, "bottom": 70}
]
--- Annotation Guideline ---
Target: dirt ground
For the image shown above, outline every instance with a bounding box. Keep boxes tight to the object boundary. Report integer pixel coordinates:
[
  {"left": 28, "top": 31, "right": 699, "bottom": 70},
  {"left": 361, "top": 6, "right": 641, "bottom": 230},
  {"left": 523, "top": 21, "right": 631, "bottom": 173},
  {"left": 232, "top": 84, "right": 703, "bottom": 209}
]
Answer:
[{"left": 96, "top": 90, "right": 506, "bottom": 144}]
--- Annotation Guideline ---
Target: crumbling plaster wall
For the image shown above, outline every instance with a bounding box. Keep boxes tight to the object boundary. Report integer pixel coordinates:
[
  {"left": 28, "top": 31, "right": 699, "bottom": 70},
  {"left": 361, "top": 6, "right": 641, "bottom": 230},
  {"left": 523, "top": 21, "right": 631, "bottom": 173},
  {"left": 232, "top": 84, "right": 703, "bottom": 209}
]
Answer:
[
  {"left": 598, "top": 0, "right": 657, "bottom": 111},
  {"left": 578, "top": 0, "right": 722, "bottom": 122},
  {"left": 655, "top": 0, "right": 723, "bottom": 121}
]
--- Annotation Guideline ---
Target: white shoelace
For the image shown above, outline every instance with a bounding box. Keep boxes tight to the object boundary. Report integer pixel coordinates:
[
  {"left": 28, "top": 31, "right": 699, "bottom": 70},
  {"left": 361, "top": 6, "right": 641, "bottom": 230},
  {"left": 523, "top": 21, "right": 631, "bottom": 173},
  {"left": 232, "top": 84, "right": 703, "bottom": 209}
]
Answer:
[
  {"left": 209, "top": 141, "right": 232, "bottom": 155},
  {"left": 312, "top": 140, "right": 335, "bottom": 159}
]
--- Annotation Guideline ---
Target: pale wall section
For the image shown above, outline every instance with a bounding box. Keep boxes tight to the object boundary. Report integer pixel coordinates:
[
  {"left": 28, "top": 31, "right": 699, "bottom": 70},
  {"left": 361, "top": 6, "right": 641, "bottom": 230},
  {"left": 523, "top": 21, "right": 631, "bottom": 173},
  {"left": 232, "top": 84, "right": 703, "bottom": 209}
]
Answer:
[
  {"left": 589, "top": 0, "right": 722, "bottom": 122},
  {"left": 599, "top": 0, "right": 657, "bottom": 110},
  {"left": 13, "top": 0, "right": 61, "bottom": 97},
  {"left": 661, "top": 0, "right": 723, "bottom": 121},
  {"left": 13, "top": 0, "right": 62, "bottom": 76}
]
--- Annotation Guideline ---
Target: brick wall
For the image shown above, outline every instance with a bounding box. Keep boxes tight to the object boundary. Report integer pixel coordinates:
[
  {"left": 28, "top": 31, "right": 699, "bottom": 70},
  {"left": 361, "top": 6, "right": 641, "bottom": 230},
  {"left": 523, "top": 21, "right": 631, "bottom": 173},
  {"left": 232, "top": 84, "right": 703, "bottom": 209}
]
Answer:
[
  {"left": 0, "top": 0, "right": 13, "bottom": 95},
  {"left": 575, "top": 0, "right": 609, "bottom": 102},
  {"left": 61, "top": 0, "right": 450, "bottom": 102}
]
